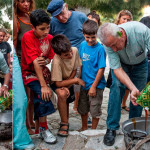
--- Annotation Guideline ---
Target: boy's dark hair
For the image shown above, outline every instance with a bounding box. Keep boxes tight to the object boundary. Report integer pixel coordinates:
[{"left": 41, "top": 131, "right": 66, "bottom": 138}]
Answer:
[
  {"left": 87, "top": 10, "right": 101, "bottom": 26},
  {"left": 51, "top": 34, "right": 71, "bottom": 55},
  {"left": 30, "top": 9, "right": 50, "bottom": 28},
  {"left": 83, "top": 19, "right": 98, "bottom": 35}
]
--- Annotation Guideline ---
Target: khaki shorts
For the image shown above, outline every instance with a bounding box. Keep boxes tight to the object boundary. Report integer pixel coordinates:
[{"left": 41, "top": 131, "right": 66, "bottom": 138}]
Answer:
[{"left": 77, "top": 88, "right": 103, "bottom": 118}]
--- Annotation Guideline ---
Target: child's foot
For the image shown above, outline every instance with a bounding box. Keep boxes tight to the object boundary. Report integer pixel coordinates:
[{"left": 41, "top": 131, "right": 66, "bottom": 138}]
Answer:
[
  {"left": 57, "top": 123, "right": 69, "bottom": 137},
  {"left": 28, "top": 128, "right": 35, "bottom": 135},
  {"left": 30, "top": 122, "right": 35, "bottom": 129},
  {"left": 73, "top": 107, "right": 79, "bottom": 114},
  {"left": 78, "top": 127, "right": 88, "bottom": 132},
  {"left": 121, "top": 106, "right": 129, "bottom": 112}
]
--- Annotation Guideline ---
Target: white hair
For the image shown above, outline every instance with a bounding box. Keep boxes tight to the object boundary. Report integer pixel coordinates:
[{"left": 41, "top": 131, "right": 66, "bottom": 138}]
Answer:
[
  {"left": 97, "top": 23, "right": 121, "bottom": 44},
  {"left": 63, "top": 3, "right": 67, "bottom": 7}
]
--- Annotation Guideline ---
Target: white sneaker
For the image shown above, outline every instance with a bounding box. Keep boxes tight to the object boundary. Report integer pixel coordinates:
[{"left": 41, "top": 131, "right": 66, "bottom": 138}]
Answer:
[{"left": 40, "top": 128, "right": 57, "bottom": 144}]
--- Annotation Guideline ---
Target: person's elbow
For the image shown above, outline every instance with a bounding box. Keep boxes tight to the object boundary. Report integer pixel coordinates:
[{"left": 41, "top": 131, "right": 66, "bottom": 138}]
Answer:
[
  {"left": 33, "top": 58, "right": 39, "bottom": 67},
  {"left": 55, "top": 81, "right": 62, "bottom": 88}
]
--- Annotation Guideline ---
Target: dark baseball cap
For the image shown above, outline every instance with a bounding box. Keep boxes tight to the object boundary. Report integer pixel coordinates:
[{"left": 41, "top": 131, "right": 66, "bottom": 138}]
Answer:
[{"left": 47, "top": 0, "right": 64, "bottom": 17}]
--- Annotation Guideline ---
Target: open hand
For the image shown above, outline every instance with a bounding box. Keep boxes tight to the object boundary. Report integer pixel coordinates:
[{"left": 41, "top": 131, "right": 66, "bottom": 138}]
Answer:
[
  {"left": 76, "top": 78, "right": 85, "bottom": 87},
  {"left": 0, "top": 87, "right": 10, "bottom": 98},
  {"left": 88, "top": 86, "right": 96, "bottom": 97},
  {"left": 36, "top": 57, "right": 47, "bottom": 66},
  {"left": 130, "top": 88, "right": 139, "bottom": 106},
  {"left": 41, "top": 86, "right": 52, "bottom": 101}
]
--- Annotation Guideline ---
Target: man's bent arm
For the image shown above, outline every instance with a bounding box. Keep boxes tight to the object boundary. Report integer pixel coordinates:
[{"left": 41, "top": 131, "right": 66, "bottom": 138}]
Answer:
[{"left": 113, "top": 67, "right": 139, "bottom": 105}]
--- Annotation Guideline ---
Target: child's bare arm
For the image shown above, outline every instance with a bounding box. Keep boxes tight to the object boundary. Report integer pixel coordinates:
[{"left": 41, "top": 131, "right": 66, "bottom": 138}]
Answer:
[
  {"left": 55, "top": 78, "right": 85, "bottom": 88},
  {"left": 7, "top": 53, "right": 10, "bottom": 65},
  {"left": 88, "top": 68, "right": 105, "bottom": 97},
  {"left": 33, "top": 59, "right": 52, "bottom": 101},
  {"left": 67, "top": 69, "right": 77, "bottom": 79}
]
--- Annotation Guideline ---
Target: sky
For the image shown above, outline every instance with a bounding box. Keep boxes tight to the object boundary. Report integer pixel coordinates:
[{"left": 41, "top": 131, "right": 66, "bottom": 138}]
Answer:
[
  {"left": 2, "top": 7, "right": 13, "bottom": 29},
  {"left": 142, "top": 5, "right": 150, "bottom": 17}
]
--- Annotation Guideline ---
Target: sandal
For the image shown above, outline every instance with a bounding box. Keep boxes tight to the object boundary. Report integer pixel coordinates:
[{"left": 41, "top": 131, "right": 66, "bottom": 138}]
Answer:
[
  {"left": 121, "top": 106, "right": 129, "bottom": 112},
  {"left": 57, "top": 122, "right": 69, "bottom": 137}
]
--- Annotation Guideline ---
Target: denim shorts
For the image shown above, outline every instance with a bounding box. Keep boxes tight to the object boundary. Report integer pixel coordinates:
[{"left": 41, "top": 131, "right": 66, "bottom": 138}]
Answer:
[
  {"left": 78, "top": 88, "right": 103, "bottom": 118},
  {"left": 27, "top": 80, "right": 55, "bottom": 118},
  {"left": 51, "top": 83, "right": 75, "bottom": 103}
]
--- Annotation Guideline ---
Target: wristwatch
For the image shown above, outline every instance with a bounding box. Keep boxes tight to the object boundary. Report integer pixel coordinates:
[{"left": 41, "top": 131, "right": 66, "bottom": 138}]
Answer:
[
  {"left": 45, "top": 59, "right": 49, "bottom": 65},
  {"left": 3, "top": 84, "right": 8, "bottom": 89}
]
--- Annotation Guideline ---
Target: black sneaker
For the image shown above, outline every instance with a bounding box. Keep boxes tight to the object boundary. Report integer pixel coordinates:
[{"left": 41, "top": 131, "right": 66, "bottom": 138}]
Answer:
[{"left": 103, "top": 129, "right": 116, "bottom": 146}]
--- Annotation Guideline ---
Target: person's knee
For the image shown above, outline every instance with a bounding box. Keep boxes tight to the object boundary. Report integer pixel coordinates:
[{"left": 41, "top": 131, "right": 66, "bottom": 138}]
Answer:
[{"left": 55, "top": 89, "right": 68, "bottom": 103}]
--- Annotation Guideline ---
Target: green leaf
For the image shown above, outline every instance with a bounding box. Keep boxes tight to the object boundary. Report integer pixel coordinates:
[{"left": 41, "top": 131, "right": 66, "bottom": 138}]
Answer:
[{"left": 117, "top": 31, "right": 122, "bottom": 37}]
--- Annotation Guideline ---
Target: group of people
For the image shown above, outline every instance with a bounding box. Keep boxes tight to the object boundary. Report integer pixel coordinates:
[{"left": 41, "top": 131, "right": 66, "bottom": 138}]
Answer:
[{"left": 12, "top": 0, "right": 150, "bottom": 149}]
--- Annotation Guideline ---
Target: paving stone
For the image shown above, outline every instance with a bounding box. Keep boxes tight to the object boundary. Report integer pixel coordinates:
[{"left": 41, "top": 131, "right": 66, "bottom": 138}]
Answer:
[
  {"left": 63, "top": 135, "right": 87, "bottom": 150},
  {"left": 0, "top": 141, "right": 12, "bottom": 150},
  {"left": 85, "top": 135, "right": 125, "bottom": 150},
  {"left": 39, "top": 136, "right": 66, "bottom": 150}
]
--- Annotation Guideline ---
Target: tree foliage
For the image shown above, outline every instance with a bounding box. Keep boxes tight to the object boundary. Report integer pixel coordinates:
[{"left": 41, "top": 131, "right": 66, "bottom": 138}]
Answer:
[
  {"left": 0, "top": 0, "right": 12, "bottom": 32},
  {"left": 35, "top": 0, "right": 150, "bottom": 22}
]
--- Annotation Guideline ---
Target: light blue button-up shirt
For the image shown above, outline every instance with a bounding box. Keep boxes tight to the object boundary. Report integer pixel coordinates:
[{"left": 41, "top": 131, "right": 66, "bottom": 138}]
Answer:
[{"left": 105, "top": 21, "right": 150, "bottom": 69}]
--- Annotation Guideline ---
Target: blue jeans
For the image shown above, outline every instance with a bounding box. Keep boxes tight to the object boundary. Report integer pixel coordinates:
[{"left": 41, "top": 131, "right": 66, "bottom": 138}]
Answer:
[
  {"left": 107, "top": 59, "right": 148, "bottom": 130},
  {"left": 27, "top": 80, "right": 55, "bottom": 118}
]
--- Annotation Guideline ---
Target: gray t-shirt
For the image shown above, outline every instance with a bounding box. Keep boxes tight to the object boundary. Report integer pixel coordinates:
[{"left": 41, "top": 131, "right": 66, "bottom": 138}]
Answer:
[
  {"left": 105, "top": 21, "right": 150, "bottom": 69},
  {"left": 0, "top": 51, "right": 9, "bottom": 74}
]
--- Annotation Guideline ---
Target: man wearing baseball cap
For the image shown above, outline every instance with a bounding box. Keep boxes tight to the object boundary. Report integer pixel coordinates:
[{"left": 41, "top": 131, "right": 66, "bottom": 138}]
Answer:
[{"left": 47, "top": 0, "right": 87, "bottom": 49}]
